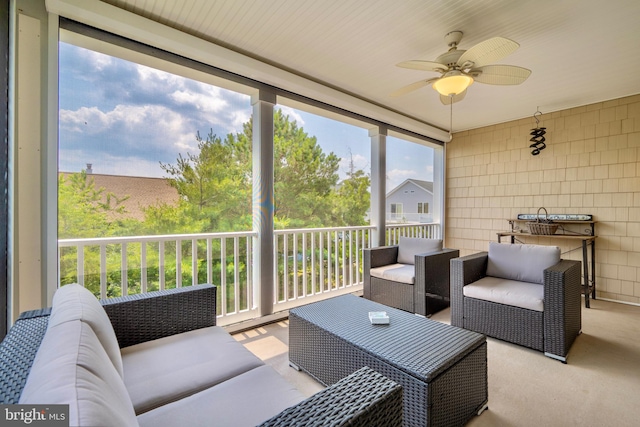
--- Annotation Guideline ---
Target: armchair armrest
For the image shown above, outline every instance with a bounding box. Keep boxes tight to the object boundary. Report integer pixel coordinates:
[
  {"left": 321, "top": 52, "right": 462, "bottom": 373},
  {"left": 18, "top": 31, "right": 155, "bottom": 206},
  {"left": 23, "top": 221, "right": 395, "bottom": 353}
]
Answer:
[
  {"left": 258, "top": 366, "right": 403, "bottom": 427},
  {"left": 414, "top": 248, "right": 460, "bottom": 316},
  {"left": 100, "top": 284, "right": 217, "bottom": 348},
  {"left": 363, "top": 246, "right": 399, "bottom": 299},
  {"left": 543, "top": 260, "right": 582, "bottom": 359},
  {"left": 450, "top": 252, "right": 488, "bottom": 327}
]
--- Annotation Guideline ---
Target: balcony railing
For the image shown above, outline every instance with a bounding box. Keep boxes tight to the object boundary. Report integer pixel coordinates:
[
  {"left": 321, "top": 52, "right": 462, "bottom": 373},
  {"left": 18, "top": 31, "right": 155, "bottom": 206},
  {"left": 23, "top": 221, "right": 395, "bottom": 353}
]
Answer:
[{"left": 58, "top": 223, "right": 440, "bottom": 326}]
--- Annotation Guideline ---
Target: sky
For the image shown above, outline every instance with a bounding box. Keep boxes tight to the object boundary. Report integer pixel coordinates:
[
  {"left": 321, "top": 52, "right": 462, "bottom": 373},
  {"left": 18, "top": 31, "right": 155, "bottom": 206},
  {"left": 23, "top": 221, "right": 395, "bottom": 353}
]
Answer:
[{"left": 58, "top": 42, "right": 434, "bottom": 191}]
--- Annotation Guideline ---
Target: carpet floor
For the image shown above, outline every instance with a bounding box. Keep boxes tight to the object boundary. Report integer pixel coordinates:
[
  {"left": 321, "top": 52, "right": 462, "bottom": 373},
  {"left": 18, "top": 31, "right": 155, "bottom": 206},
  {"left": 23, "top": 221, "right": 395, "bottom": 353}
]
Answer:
[{"left": 232, "top": 297, "right": 640, "bottom": 427}]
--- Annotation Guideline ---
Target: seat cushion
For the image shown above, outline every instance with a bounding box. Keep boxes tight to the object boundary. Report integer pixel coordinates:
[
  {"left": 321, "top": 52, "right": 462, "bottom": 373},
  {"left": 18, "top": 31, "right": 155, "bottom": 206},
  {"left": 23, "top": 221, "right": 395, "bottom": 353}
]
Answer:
[
  {"left": 48, "top": 283, "right": 124, "bottom": 378},
  {"left": 463, "top": 276, "right": 544, "bottom": 312},
  {"left": 137, "top": 365, "right": 305, "bottom": 427},
  {"left": 19, "top": 320, "right": 139, "bottom": 427},
  {"left": 397, "top": 237, "right": 443, "bottom": 265},
  {"left": 486, "top": 242, "right": 560, "bottom": 285},
  {"left": 369, "top": 263, "right": 414, "bottom": 284},
  {"left": 121, "top": 325, "right": 264, "bottom": 414}
]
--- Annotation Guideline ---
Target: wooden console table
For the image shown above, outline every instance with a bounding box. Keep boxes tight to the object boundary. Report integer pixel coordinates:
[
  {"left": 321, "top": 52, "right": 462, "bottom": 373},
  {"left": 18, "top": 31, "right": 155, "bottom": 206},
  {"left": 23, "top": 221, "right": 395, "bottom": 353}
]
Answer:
[{"left": 497, "top": 217, "right": 597, "bottom": 308}]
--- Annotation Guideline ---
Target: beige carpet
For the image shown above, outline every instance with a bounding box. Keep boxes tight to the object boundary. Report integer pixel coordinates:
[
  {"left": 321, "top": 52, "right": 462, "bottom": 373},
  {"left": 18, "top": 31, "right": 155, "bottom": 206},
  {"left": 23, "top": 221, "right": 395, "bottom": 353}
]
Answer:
[{"left": 232, "top": 298, "right": 640, "bottom": 426}]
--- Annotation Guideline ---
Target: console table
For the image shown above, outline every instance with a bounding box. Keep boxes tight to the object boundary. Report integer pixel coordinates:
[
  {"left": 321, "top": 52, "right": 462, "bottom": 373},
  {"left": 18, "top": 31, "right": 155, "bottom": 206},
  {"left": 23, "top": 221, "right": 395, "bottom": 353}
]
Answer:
[{"left": 497, "top": 215, "right": 596, "bottom": 308}]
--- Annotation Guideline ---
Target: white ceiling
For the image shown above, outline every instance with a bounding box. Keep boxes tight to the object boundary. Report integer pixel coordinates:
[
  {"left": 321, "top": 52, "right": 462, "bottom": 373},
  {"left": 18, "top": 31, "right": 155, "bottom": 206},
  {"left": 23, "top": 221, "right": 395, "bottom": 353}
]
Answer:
[{"left": 100, "top": 0, "right": 640, "bottom": 133}]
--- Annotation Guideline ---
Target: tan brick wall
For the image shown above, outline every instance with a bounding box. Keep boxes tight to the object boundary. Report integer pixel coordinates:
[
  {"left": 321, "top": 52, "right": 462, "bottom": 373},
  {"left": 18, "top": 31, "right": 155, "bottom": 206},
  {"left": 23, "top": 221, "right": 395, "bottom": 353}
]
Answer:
[{"left": 445, "top": 94, "right": 640, "bottom": 304}]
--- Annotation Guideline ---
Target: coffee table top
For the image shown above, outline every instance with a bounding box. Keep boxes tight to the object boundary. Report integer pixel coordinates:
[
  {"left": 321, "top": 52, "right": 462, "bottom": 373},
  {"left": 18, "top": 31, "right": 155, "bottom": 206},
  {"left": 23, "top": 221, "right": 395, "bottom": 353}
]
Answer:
[{"left": 290, "top": 294, "right": 485, "bottom": 382}]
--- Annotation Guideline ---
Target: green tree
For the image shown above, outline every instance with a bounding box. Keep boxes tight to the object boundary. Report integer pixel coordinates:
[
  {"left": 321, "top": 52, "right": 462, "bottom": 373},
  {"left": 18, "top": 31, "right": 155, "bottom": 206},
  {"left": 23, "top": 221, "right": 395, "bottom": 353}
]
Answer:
[
  {"left": 159, "top": 130, "right": 251, "bottom": 232},
  {"left": 58, "top": 171, "right": 130, "bottom": 239},
  {"left": 332, "top": 155, "right": 371, "bottom": 226}
]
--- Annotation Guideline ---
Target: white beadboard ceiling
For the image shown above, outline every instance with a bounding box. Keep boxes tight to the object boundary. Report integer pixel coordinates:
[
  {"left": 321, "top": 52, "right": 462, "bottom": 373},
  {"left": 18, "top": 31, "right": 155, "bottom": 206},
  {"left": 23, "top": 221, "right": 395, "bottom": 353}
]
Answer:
[{"left": 99, "top": 0, "right": 640, "bottom": 133}]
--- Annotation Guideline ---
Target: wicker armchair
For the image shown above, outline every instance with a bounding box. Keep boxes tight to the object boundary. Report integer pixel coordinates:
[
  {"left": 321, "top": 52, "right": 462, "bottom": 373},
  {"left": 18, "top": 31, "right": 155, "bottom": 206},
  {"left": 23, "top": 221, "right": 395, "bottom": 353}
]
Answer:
[
  {"left": 363, "top": 237, "right": 459, "bottom": 316},
  {"left": 450, "top": 242, "right": 582, "bottom": 363}
]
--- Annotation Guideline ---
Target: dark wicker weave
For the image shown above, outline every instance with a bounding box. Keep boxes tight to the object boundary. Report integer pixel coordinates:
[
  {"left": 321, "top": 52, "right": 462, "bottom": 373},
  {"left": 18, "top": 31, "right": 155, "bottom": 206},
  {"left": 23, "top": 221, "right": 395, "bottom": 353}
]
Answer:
[
  {"left": 258, "top": 366, "right": 403, "bottom": 427},
  {"left": 450, "top": 252, "right": 582, "bottom": 362},
  {"left": 1, "top": 285, "right": 403, "bottom": 427},
  {"left": 363, "top": 246, "right": 459, "bottom": 316},
  {"left": 100, "top": 284, "right": 217, "bottom": 348},
  {"left": 0, "top": 311, "right": 50, "bottom": 404},
  {"left": 289, "top": 295, "right": 488, "bottom": 427}
]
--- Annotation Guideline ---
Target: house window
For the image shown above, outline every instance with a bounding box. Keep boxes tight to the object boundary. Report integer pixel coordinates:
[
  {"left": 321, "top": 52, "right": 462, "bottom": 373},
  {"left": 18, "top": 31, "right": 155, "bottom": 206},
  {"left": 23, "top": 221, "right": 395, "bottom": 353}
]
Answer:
[
  {"left": 390, "top": 203, "right": 403, "bottom": 219},
  {"left": 418, "top": 202, "right": 429, "bottom": 214}
]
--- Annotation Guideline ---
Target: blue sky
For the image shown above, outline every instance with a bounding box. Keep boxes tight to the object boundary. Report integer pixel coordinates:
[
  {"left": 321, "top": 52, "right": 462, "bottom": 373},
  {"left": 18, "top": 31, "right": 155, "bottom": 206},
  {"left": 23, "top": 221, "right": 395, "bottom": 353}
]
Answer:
[{"left": 58, "top": 43, "right": 433, "bottom": 190}]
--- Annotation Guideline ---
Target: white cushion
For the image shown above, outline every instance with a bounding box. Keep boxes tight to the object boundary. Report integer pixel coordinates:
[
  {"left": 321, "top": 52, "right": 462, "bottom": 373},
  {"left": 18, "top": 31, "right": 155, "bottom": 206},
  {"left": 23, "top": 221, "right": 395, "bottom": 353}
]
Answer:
[
  {"left": 397, "top": 237, "right": 442, "bottom": 265},
  {"left": 49, "top": 283, "right": 124, "bottom": 378},
  {"left": 369, "top": 263, "right": 414, "bottom": 284},
  {"left": 137, "top": 365, "right": 305, "bottom": 427},
  {"left": 19, "top": 320, "right": 139, "bottom": 427},
  {"left": 486, "top": 242, "right": 560, "bottom": 285},
  {"left": 122, "top": 325, "right": 264, "bottom": 414},
  {"left": 463, "top": 276, "right": 544, "bottom": 312}
]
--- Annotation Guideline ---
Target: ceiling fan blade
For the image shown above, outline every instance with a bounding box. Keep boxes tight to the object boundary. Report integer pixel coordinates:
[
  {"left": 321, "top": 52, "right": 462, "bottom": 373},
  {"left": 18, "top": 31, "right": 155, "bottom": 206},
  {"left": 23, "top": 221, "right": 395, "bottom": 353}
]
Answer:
[
  {"left": 470, "top": 65, "right": 531, "bottom": 85},
  {"left": 390, "top": 78, "right": 438, "bottom": 97},
  {"left": 457, "top": 37, "right": 519, "bottom": 68},
  {"left": 396, "top": 60, "right": 447, "bottom": 73},
  {"left": 440, "top": 90, "right": 466, "bottom": 105}
]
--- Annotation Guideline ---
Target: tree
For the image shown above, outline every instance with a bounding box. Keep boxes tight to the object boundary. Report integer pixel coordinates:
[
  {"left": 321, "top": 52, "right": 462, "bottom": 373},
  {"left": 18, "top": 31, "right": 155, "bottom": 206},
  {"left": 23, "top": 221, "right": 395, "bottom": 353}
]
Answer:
[
  {"left": 159, "top": 130, "right": 251, "bottom": 232},
  {"left": 58, "top": 171, "right": 130, "bottom": 239},
  {"left": 332, "top": 153, "right": 371, "bottom": 226}
]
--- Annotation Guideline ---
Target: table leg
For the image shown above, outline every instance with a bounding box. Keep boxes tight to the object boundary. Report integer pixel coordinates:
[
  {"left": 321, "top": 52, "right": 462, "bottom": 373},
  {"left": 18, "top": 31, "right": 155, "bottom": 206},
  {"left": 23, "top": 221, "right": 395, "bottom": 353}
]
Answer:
[
  {"left": 591, "top": 240, "right": 596, "bottom": 300},
  {"left": 582, "top": 240, "right": 590, "bottom": 308}
]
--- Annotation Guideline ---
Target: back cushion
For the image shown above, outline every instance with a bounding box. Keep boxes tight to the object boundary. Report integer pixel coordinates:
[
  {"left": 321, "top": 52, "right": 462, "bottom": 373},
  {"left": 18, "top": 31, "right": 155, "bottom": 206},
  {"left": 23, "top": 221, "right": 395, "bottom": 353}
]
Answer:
[
  {"left": 49, "top": 284, "right": 124, "bottom": 378},
  {"left": 397, "top": 237, "right": 443, "bottom": 265},
  {"left": 486, "top": 242, "right": 561, "bottom": 284},
  {"left": 19, "top": 320, "right": 139, "bottom": 427}
]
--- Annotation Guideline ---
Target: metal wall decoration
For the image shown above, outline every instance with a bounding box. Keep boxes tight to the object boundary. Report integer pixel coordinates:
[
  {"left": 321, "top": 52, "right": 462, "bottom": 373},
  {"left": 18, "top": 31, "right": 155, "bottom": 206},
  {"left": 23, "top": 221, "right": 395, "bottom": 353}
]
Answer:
[{"left": 529, "top": 108, "right": 546, "bottom": 155}]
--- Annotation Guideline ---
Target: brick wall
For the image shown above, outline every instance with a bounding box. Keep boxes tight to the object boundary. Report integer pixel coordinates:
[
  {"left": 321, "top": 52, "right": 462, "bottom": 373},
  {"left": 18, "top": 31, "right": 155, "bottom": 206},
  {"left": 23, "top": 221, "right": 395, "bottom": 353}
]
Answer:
[{"left": 446, "top": 94, "right": 640, "bottom": 304}]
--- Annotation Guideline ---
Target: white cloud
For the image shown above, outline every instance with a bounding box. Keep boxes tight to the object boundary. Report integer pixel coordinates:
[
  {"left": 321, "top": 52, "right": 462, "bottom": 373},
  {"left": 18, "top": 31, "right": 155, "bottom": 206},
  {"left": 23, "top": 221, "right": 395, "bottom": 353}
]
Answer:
[
  {"left": 276, "top": 106, "right": 305, "bottom": 126},
  {"left": 386, "top": 168, "right": 416, "bottom": 190},
  {"left": 338, "top": 154, "right": 369, "bottom": 175}
]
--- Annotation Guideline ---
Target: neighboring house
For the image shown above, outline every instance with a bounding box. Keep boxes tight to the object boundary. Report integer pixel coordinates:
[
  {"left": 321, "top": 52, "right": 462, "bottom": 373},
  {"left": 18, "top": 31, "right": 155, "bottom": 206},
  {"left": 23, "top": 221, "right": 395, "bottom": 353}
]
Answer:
[
  {"left": 59, "top": 169, "right": 180, "bottom": 222},
  {"left": 386, "top": 179, "right": 433, "bottom": 223}
]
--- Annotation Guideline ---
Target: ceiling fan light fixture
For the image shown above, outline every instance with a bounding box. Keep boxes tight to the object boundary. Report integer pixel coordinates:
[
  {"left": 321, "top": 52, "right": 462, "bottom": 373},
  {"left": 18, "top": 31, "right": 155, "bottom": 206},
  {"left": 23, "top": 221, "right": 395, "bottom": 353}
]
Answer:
[{"left": 432, "top": 71, "right": 473, "bottom": 96}]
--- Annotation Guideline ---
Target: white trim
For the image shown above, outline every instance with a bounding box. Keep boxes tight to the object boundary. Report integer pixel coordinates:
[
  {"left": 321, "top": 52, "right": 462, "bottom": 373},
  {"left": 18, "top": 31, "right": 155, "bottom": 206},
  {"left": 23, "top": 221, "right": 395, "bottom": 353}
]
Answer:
[
  {"left": 45, "top": 0, "right": 449, "bottom": 142},
  {"left": 595, "top": 297, "right": 640, "bottom": 307},
  {"left": 45, "top": 12, "right": 59, "bottom": 307}
]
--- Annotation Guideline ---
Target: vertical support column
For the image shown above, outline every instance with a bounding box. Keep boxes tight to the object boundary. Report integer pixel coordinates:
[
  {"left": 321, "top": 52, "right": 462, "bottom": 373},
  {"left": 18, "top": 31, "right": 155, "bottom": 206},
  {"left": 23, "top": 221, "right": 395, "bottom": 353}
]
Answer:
[
  {"left": 0, "top": 0, "right": 8, "bottom": 337},
  {"left": 433, "top": 144, "right": 445, "bottom": 240},
  {"left": 251, "top": 90, "right": 276, "bottom": 316},
  {"left": 14, "top": 13, "right": 42, "bottom": 316},
  {"left": 369, "top": 127, "right": 386, "bottom": 247}
]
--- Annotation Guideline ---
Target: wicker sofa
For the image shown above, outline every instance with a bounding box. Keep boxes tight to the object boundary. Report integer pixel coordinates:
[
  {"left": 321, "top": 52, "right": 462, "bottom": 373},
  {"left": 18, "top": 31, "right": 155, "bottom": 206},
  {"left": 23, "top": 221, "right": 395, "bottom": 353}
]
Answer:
[
  {"left": 0, "top": 284, "right": 402, "bottom": 427},
  {"left": 450, "top": 242, "right": 582, "bottom": 362},
  {"left": 364, "top": 237, "right": 459, "bottom": 316}
]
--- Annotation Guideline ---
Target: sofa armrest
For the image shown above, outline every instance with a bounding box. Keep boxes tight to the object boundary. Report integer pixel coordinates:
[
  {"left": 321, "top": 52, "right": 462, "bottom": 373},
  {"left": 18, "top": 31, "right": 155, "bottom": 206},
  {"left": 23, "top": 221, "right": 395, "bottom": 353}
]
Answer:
[
  {"left": 0, "top": 314, "right": 50, "bottom": 403},
  {"left": 543, "top": 260, "right": 582, "bottom": 359},
  {"left": 363, "top": 246, "right": 399, "bottom": 299},
  {"left": 414, "top": 248, "right": 460, "bottom": 316},
  {"left": 258, "top": 366, "right": 402, "bottom": 427},
  {"left": 450, "top": 252, "right": 488, "bottom": 327},
  {"left": 100, "top": 284, "right": 217, "bottom": 348}
]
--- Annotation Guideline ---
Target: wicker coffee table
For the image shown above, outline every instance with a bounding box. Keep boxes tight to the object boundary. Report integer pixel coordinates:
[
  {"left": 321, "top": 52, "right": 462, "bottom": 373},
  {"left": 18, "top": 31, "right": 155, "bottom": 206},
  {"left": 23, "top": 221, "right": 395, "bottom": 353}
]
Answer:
[{"left": 289, "top": 294, "right": 487, "bottom": 427}]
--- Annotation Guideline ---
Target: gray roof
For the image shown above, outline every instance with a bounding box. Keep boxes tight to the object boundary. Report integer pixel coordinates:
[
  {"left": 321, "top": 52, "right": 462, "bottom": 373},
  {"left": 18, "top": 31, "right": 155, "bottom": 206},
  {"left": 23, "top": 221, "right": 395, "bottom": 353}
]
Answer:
[{"left": 387, "top": 179, "right": 433, "bottom": 198}]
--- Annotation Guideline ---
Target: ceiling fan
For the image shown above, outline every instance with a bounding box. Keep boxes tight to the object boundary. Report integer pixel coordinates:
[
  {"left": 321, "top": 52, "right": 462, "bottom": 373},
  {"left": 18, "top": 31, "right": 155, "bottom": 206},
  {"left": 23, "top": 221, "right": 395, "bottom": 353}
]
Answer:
[{"left": 391, "top": 31, "right": 531, "bottom": 105}]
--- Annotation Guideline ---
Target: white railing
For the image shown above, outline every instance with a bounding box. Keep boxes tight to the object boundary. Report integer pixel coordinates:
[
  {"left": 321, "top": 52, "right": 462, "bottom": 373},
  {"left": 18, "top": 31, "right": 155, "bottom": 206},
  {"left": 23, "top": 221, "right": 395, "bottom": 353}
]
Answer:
[
  {"left": 273, "top": 226, "right": 374, "bottom": 311},
  {"left": 58, "top": 223, "right": 440, "bottom": 326},
  {"left": 58, "top": 231, "right": 257, "bottom": 325},
  {"left": 386, "top": 222, "right": 441, "bottom": 244}
]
